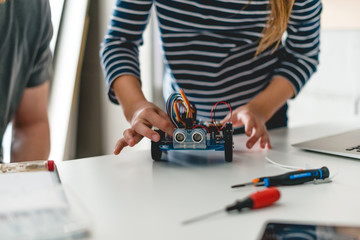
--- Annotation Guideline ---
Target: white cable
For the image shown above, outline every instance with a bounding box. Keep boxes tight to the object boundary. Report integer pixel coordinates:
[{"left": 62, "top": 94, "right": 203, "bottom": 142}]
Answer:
[
  {"left": 312, "top": 168, "right": 339, "bottom": 184},
  {"left": 265, "top": 156, "right": 306, "bottom": 170},
  {"left": 265, "top": 156, "right": 339, "bottom": 184},
  {"left": 329, "top": 167, "right": 339, "bottom": 180}
]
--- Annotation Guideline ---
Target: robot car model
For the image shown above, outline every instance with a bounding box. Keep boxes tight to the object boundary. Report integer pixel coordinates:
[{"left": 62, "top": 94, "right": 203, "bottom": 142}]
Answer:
[{"left": 151, "top": 89, "right": 233, "bottom": 162}]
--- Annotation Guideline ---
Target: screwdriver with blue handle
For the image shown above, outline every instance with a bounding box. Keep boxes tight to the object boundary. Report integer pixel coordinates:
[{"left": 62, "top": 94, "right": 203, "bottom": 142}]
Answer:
[{"left": 231, "top": 166, "right": 330, "bottom": 188}]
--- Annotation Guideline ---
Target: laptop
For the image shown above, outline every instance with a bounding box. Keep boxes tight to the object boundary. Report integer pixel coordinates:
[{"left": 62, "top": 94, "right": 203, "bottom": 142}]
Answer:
[{"left": 292, "top": 129, "right": 360, "bottom": 159}]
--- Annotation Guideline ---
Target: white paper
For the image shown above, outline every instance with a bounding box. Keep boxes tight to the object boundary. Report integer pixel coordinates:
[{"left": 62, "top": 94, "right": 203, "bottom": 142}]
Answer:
[{"left": 0, "top": 171, "right": 66, "bottom": 213}]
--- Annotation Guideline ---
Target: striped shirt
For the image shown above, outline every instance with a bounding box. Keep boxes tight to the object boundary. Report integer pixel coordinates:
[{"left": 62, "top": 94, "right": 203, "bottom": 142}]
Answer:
[{"left": 100, "top": 0, "right": 322, "bottom": 121}]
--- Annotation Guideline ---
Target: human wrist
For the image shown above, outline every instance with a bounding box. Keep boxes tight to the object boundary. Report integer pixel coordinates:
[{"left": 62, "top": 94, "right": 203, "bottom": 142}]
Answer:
[
  {"left": 123, "top": 99, "right": 150, "bottom": 123},
  {"left": 246, "top": 100, "right": 270, "bottom": 123},
  {"left": 246, "top": 76, "right": 294, "bottom": 122},
  {"left": 112, "top": 75, "right": 148, "bottom": 122}
]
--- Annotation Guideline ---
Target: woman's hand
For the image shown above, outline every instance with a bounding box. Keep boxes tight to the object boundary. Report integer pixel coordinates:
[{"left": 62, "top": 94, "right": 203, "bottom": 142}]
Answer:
[
  {"left": 222, "top": 104, "right": 271, "bottom": 149},
  {"left": 114, "top": 101, "right": 174, "bottom": 154},
  {"left": 111, "top": 75, "right": 174, "bottom": 154},
  {"left": 222, "top": 76, "right": 295, "bottom": 149}
]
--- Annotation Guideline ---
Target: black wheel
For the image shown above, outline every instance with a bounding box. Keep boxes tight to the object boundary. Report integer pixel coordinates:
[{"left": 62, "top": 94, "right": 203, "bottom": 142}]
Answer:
[
  {"left": 223, "top": 122, "right": 233, "bottom": 162},
  {"left": 151, "top": 129, "right": 165, "bottom": 161},
  {"left": 151, "top": 140, "right": 162, "bottom": 161}
]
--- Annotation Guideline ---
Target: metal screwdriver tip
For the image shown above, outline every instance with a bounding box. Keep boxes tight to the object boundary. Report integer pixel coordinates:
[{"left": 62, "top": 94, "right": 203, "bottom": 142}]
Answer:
[
  {"left": 231, "top": 182, "right": 253, "bottom": 188},
  {"left": 182, "top": 209, "right": 224, "bottom": 225}
]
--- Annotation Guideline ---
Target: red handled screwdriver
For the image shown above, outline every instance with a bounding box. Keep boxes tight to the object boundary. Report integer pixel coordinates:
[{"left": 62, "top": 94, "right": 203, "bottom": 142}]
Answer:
[
  {"left": 182, "top": 187, "right": 280, "bottom": 225},
  {"left": 231, "top": 167, "right": 330, "bottom": 188}
]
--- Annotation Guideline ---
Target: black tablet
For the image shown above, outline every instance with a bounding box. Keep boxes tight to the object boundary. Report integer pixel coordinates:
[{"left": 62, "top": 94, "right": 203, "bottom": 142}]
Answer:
[{"left": 259, "top": 221, "right": 360, "bottom": 240}]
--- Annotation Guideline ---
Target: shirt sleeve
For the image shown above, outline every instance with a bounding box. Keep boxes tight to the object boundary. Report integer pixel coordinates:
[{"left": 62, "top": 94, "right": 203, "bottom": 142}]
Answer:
[
  {"left": 27, "top": 0, "right": 53, "bottom": 88},
  {"left": 273, "top": 0, "right": 322, "bottom": 96},
  {"left": 100, "top": 0, "right": 153, "bottom": 104}
]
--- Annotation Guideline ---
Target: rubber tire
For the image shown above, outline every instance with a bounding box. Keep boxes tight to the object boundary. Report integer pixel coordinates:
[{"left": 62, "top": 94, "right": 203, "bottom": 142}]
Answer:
[
  {"left": 151, "top": 129, "right": 164, "bottom": 161},
  {"left": 223, "top": 123, "right": 233, "bottom": 162}
]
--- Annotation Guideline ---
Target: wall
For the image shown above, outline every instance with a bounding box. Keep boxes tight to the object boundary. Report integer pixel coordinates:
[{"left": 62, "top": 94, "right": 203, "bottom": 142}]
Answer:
[
  {"left": 288, "top": 31, "right": 360, "bottom": 127},
  {"left": 287, "top": 1, "right": 360, "bottom": 127}
]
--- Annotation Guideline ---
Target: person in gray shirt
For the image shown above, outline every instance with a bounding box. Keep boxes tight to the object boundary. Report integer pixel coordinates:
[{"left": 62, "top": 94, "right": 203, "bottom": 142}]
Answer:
[{"left": 0, "top": 0, "right": 53, "bottom": 162}]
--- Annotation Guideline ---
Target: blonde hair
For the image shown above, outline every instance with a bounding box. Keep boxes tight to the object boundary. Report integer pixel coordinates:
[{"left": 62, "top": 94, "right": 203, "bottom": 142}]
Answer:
[{"left": 256, "top": 0, "right": 295, "bottom": 56}]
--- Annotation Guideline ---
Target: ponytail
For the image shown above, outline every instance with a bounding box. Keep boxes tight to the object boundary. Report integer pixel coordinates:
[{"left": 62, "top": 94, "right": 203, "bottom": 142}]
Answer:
[{"left": 256, "top": 0, "right": 295, "bottom": 56}]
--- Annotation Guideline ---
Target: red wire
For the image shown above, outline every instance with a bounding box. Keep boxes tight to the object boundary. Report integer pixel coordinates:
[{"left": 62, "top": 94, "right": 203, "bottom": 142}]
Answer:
[
  {"left": 192, "top": 125, "right": 210, "bottom": 133},
  {"left": 210, "top": 101, "right": 232, "bottom": 131}
]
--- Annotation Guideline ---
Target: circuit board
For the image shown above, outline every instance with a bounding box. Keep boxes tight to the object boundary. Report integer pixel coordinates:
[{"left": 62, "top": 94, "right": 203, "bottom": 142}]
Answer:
[{"left": 151, "top": 89, "right": 233, "bottom": 162}]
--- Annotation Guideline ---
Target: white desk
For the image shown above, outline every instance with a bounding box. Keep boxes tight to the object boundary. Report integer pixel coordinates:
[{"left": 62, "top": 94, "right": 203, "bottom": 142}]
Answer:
[{"left": 57, "top": 120, "right": 360, "bottom": 239}]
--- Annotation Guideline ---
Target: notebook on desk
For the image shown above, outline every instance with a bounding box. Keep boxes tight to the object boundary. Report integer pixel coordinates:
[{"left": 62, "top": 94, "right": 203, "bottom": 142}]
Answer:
[
  {"left": 0, "top": 161, "right": 91, "bottom": 239},
  {"left": 292, "top": 128, "right": 360, "bottom": 159}
]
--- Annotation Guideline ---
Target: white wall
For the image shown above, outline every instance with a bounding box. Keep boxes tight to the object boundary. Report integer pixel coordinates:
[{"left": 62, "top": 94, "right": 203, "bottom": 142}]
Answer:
[
  {"left": 288, "top": 1, "right": 360, "bottom": 127},
  {"left": 288, "top": 31, "right": 360, "bottom": 127}
]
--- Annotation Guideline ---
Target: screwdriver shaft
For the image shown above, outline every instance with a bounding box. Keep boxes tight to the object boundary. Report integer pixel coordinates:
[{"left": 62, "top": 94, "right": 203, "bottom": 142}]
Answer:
[{"left": 182, "top": 209, "right": 224, "bottom": 225}]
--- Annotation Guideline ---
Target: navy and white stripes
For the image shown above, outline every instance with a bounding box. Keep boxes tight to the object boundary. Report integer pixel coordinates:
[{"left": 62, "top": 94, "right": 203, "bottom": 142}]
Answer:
[{"left": 100, "top": 0, "right": 322, "bottom": 121}]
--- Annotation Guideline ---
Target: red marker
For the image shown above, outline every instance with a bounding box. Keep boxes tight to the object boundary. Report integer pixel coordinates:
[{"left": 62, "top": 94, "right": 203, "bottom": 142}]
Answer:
[{"left": 183, "top": 188, "right": 280, "bottom": 225}]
